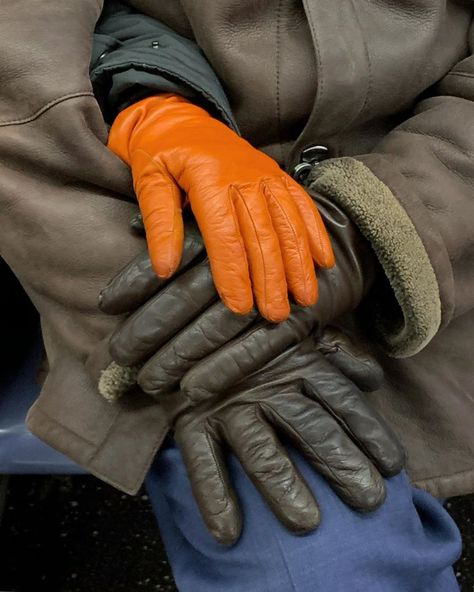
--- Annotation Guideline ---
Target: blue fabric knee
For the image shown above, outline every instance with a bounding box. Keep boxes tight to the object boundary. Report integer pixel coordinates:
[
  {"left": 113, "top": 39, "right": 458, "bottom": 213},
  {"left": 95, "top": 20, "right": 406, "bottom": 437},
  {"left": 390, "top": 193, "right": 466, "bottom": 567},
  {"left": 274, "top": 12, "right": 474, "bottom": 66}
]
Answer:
[{"left": 146, "top": 439, "right": 461, "bottom": 592}]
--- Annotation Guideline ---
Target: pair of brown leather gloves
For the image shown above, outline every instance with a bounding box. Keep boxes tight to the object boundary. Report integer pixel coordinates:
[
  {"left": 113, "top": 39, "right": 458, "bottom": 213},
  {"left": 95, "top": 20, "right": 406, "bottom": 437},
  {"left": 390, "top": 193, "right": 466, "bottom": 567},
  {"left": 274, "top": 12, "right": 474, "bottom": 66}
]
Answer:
[
  {"left": 96, "top": 186, "right": 405, "bottom": 546},
  {"left": 93, "top": 93, "right": 405, "bottom": 545}
]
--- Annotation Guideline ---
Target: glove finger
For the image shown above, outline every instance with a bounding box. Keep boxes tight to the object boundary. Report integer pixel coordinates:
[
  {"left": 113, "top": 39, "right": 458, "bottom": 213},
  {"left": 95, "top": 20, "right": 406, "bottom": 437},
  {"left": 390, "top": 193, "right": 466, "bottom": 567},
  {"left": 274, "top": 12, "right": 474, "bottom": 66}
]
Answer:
[
  {"left": 302, "top": 354, "right": 405, "bottom": 477},
  {"left": 138, "top": 301, "right": 258, "bottom": 397},
  {"left": 109, "top": 261, "right": 217, "bottom": 366},
  {"left": 135, "top": 169, "right": 184, "bottom": 279},
  {"left": 175, "top": 428, "right": 242, "bottom": 546},
  {"left": 283, "top": 176, "right": 335, "bottom": 269},
  {"left": 230, "top": 184, "right": 290, "bottom": 322},
  {"left": 263, "top": 392, "right": 387, "bottom": 512},
  {"left": 190, "top": 187, "right": 253, "bottom": 315},
  {"left": 316, "top": 327, "right": 384, "bottom": 392},
  {"left": 263, "top": 178, "right": 318, "bottom": 307},
  {"left": 181, "top": 306, "right": 315, "bottom": 402},
  {"left": 221, "top": 405, "right": 320, "bottom": 534},
  {"left": 99, "top": 223, "right": 204, "bottom": 315}
]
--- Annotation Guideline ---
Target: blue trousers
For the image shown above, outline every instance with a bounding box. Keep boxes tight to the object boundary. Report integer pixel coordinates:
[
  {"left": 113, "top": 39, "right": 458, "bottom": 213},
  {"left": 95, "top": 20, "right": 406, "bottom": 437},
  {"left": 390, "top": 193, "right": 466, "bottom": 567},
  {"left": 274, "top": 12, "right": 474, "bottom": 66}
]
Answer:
[{"left": 146, "top": 440, "right": 461, "bottom": 592}]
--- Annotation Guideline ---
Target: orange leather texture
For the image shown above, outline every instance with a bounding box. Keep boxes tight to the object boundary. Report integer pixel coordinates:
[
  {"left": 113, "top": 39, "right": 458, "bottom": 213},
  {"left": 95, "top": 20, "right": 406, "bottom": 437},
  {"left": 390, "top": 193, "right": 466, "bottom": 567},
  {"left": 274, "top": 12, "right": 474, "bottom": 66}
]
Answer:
[{"left": 107, "top": 94, "right": 334, "bottom": 321}]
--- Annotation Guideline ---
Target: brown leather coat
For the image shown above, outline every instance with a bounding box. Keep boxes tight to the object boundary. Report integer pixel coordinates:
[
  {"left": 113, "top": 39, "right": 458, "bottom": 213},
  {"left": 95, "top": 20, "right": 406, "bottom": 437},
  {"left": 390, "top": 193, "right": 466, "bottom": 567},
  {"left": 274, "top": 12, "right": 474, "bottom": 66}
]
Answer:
[{"left": 1, "top": 0, "right": 473, "bottom": 498}]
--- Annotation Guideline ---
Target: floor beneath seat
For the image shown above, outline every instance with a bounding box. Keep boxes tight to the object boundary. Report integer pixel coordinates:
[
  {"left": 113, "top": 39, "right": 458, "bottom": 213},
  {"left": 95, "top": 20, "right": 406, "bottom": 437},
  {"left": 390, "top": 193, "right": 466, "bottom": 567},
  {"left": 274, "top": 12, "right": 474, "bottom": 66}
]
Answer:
[{"left": 0, "top": 475, "right": 472, "bottom": 591}]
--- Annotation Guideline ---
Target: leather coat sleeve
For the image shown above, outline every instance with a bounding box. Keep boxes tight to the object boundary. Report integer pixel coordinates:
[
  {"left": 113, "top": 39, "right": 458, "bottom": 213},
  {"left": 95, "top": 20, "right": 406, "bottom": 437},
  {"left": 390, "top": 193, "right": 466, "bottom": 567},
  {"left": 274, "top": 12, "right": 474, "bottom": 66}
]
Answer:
[
  {"left": 0, "top": 0, "right": 168, "bottom": 494},
  {"left": 308, "top": 17, "right": 474, "bottom": 358},
  {"left": 91, "top": 0, "right": 236, "bottom": 128}
]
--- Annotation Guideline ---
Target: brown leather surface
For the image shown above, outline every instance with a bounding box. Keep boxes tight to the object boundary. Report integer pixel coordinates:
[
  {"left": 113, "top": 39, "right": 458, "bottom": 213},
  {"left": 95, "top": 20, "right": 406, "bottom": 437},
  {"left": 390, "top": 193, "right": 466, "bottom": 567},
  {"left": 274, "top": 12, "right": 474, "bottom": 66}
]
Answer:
[
  {"left": 1, "top": 0, "right": 473, "bottom": 497},
  {"left": 159, "top": 333, "right": 404, "bottom": 545},
  {"left": 97, "top": 190, "right": 374, "bottom": 401},
  {"left": 0, "top": 1, "right": 166, "bottom": 493},
  {"left": 128, "top": 0, "right": 471, "bottom": 167}
]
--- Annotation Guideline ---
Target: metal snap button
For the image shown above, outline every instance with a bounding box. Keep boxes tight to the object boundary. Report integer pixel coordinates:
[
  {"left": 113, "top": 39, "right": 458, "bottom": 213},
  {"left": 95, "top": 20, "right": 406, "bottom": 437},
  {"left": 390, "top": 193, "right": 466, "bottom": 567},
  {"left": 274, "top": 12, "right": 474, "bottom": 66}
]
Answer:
[
  {"left": 292, "top": 162, "right": 313, "bottom": 184},
  {"left": 301, "top": 145, "right": 329, "bottom": 163},
  {"left": 292, "top": 145, "right": 330, "bottom": 183}
]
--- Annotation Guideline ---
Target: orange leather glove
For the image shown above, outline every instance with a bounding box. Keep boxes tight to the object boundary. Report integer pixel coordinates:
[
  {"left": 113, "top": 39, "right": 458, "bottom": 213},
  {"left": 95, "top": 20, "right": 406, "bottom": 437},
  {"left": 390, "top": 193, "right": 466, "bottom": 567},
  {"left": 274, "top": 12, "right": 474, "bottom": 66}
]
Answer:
[{"left": 107, "top": 94, "right": 334, "bottom": 322}]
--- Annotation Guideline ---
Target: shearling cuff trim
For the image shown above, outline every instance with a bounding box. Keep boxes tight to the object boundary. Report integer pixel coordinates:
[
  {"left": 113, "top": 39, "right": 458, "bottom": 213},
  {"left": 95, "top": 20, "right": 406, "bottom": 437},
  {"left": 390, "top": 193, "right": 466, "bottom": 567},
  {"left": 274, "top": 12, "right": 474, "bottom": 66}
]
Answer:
[
  {"left": 308, "top": 157, "right": 441, "bottom": 357},
  {"left": 99, "top": 362, "right": 140, "bottom": 402}
]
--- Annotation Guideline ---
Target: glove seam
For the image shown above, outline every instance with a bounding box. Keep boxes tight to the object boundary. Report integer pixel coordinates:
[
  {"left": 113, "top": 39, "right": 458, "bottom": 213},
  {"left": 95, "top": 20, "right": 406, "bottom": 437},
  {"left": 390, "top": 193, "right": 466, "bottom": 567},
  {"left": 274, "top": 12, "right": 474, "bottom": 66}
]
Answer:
[{"left": 261, "top": 401, "right": 348, "bottom": 490}]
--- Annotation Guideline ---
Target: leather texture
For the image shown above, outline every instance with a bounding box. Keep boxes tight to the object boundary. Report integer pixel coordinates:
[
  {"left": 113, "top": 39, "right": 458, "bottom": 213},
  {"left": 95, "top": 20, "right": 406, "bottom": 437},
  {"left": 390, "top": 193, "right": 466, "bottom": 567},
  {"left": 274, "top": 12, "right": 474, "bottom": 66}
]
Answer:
[
  {"left": 100, "top": 187, "right": 375, "bottom": 399},
  {"left": 1, "top": 0, "right": 473, "bottom": 498},
  {"left": 107, "top": 94, "right": 334, "bottom": 321},
  {"left": 128, "top": 0, "right": 471, "bottom": 166},
  {"left": 152, "top": 334, "right": 404, "bottom": 545},
  {"left": 0, "top": 0, "right": 167, "bottom": 494},
  {"left": 99, "top": 219, "right": 205, "bottom": 315}
]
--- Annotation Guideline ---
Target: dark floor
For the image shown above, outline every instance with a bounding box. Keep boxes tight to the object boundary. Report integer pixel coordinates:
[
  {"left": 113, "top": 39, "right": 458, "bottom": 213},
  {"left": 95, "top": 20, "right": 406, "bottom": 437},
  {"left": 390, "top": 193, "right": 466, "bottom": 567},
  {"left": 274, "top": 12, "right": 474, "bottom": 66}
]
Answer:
[
  {"left": 449, "top": 496, "right": 474, "bottom": 591},
  {"left": 0, "top": 476, "right": 176, "bottom": 592},
  {"left": 0, "top": 475, "right": 473, "bottom": 592}
]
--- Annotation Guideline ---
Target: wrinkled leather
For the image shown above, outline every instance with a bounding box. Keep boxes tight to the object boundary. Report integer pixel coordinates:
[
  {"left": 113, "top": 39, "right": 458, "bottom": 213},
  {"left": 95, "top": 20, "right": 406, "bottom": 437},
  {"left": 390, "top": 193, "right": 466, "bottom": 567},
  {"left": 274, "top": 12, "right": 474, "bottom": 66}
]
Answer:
[
  {"left": 2, "top": 0, "right": 474, "bottom": 499},
  {"left": 99, "top": 220, "right": 205, "bottom": 315},
  {"left": 127, "top": 1, "right": 471, "bottom": 167},
  {"left": 154, "top": 334, "right": 404, "bottom": 545},
  {"left": 100, "top": 186, "right": 376, "bottom": 398},
  {"left": 108, "top": 94, "right": 334, "bottom": 321},
  {"left": 0, "top": 0, "right": 170, "bottom": 494}
]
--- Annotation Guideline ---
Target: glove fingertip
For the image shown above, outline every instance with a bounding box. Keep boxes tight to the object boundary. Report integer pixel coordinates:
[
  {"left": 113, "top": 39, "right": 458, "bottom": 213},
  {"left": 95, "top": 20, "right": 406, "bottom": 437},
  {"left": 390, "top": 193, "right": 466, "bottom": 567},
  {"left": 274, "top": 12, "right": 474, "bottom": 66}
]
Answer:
[
  {"left": 261, "top": 307, "right": 290, "bottom": 323},
  {"left": 345, "top": 468, "right": 387, "bottom": 514},
  {"left": 291, "top": 274, "right": 318, "bottom": 309},
  {"left": 279, "top": 499, "right": 321, "bottom": 535},
  {"left": 378, "top": 442, "right": 407, "bottom": 478},
  {"left": 97, "top": 287, "right": 124, "bottom": 315},
  {"left": 147, "top": 220, "right": 184, "bottom": 280},
  {"left": 212, "top": 516, "right": 243, "bottom": 547},
  {"left": 109, "top": 332, "right": 140, "bottom": 367},
  {"left": 220, "top": 293, "right": 254, "bottom": 318},
  {"left": 312, "top": 240, "right": 335, "bottom": 269},
  {"left": 150, "top": 249, "right": 181, "bottom": 280},
  {"left": 256, "top": 293, "right": 291, "bottom": 323},
  {"left": 357, "top": 364, "right": 385, "bottom": 392},
  {"left": 356, "top": 481, "right": 387, "bottom": 514}
]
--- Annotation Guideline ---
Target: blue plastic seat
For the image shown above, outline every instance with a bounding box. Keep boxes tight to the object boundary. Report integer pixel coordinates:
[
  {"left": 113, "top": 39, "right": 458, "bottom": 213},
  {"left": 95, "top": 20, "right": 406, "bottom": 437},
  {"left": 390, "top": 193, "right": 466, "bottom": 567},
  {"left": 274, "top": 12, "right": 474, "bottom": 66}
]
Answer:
[{"left": 0, "top": 328, "right": 85, "bottom": 474}]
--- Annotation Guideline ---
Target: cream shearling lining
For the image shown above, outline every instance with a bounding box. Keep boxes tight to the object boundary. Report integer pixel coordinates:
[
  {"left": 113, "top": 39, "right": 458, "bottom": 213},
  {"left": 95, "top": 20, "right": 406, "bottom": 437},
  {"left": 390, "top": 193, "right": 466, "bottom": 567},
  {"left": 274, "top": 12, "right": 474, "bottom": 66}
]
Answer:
[
  {"left": 308, "top": 157, "right": 441, "bottom": 358},
  {"left": 99, "top": 362, "right": 140, "bottom": 401}
]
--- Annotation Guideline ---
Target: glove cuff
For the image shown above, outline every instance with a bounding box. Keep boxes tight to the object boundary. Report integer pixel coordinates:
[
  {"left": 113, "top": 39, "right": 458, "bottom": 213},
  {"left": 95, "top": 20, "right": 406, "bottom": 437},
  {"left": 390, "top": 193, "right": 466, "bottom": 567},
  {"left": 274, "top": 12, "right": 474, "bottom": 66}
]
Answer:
[
  {"left": 306, "top": 185, "right": 377, "bottom": 331},
  {"left": 307, "top": 157, "right": 440, "bottom": 357}
]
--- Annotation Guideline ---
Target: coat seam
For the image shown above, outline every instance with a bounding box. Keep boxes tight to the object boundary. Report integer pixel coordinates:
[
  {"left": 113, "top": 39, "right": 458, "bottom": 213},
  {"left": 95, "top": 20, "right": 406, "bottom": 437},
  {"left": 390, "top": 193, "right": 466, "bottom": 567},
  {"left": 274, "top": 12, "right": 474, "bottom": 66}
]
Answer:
[
  {"left": 345, "top": 0, "right": 372, "bottom": 127},
  {"left": 444, "top": 71, "right": 474, "bottom": 80},
  {"left": 29, "top": 399, "right": 166, "bottom": 493},
  {"left": 29, "top": 405, "right": 100, "bottom": 448},
  {"left": 303, "top": 0, "right": 324, "bottom": 124},
  {"left": 275, "top": 0, "right": 283, "bottom": 162},
  {"left": 0, "top": 92, "right": 95, "bottom": 128},
  {"left": 414, "top": 466, "right": 474, "bottom": 485},
  {"left": 400, "top": 126, "right": 474, "bottom": 160}
]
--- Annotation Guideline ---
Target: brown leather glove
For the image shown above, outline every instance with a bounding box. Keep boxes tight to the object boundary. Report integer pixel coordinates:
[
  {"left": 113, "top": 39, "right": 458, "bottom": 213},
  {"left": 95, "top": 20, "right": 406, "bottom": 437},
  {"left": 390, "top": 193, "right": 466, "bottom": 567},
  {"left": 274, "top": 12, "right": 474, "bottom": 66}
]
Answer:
[
  {"left": 138, "top": 334, "right": 403, "bottom": 546},
  {"left": 99, "top": 188, "right": 377, "bottom": 398},
  {"left": 94, "top": 239, "right": 403, "bottom": 545}
]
